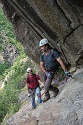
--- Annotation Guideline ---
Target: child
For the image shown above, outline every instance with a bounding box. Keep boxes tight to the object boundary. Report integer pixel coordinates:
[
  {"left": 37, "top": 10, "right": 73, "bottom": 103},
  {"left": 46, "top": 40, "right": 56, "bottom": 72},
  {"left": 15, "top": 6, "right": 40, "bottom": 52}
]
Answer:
[{"left": 26, "top": 68, "right": 44, "bottom": 109}]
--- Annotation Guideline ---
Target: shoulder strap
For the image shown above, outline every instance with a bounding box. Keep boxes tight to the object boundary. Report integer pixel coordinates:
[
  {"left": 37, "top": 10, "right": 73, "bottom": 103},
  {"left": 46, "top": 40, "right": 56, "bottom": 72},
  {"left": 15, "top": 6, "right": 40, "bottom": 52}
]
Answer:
[
  {"left": 51, "top": 49, "right": 60, "bottom": 68},
  {"left": 41, "top": 49, "right": 55, "bottom": 61},
  {"left": 50, "top": 49, "right": 55, "bottom": 59},
  {"left": 33, "top": 74, "right": 39, "bottom": 86},
  {"left": 41, "top": 52, "right": 45, "bottom": 61},
  {"left": 27, "top": 74, "right": 37, "bottom": 82},
  {"left": 33, "top": 74, "right": 36, "bottom": 78},
  {"left": 51, "top": 48, "right": 61, "bottom": 58},
  {"left": 41, "top": 49, "right": 60, "bottom": 61},
  {"left": 42, "top": 52, "right": 45, "bottom": 55},
  {"left": 27, "top": 76, "right": 30, "bottom": 83}
]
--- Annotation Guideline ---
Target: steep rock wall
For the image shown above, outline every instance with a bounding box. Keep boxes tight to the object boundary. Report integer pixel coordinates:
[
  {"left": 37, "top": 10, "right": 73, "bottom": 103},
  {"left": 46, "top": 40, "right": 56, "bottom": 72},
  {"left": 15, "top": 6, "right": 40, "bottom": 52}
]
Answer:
[
  {"left": 6, "top": 66, "right": 83, "bottom": 125},
  {"left": 0, "top": 0, "right": 83, "bottom": 65}
]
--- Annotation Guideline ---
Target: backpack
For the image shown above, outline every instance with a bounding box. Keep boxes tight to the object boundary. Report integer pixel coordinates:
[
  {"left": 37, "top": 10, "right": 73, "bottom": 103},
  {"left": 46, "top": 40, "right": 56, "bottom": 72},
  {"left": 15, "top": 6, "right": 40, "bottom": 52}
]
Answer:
[
  {"left": 27, "top": 74, "right": 40, "bottom": 89},
  {"left": 41, "top": 48, "right": 61, "bottom": 71}
]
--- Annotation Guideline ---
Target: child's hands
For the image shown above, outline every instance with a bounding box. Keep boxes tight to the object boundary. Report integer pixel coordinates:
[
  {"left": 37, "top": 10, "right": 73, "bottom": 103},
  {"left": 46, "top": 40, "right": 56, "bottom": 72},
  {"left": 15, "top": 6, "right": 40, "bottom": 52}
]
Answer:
[{"left": 28, "top": 93, "right": 30, "bottom": 97}]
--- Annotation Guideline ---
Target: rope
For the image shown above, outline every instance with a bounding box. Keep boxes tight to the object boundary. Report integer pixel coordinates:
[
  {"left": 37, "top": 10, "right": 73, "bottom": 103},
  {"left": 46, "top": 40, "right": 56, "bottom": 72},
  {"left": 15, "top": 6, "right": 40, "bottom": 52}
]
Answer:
[{"left": 72, "top": 72, "right": 83, "bottom": 77}]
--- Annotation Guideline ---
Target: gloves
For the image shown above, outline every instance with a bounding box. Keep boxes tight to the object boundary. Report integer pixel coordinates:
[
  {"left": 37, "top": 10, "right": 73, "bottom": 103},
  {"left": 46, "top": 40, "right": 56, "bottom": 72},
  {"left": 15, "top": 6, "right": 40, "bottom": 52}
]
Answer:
[
  {"left": 64, "top": 70, "right": 72, "bottom": 77},
  {"left": 28, "top": 93, "right": 30, "bottom": 97}
]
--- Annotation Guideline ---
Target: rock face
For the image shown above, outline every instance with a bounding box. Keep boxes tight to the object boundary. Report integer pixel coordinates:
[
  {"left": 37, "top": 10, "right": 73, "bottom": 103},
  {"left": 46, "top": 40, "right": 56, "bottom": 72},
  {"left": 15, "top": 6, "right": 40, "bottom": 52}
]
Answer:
[
  {"left": 6, "top": 66, "right": 83, "bottom": 125},
  {"left": 0, "top": 0, "right": 83, "bottom": 65}
]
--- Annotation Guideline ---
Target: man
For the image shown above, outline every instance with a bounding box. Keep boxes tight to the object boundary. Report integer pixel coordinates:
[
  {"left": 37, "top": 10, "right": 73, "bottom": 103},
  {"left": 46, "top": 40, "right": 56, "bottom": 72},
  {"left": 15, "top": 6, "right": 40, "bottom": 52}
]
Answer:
[
  {"left": 39, "top": 38, "right": 71, "bottom": 102},
  {"left": 26, "top": 68, "right": 44, "bottom": 109}
]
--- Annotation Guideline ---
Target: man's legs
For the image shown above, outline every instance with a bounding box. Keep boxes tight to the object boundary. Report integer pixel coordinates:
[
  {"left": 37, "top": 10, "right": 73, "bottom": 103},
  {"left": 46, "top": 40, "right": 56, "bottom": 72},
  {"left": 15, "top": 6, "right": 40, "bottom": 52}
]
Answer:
[
  {"left": 36, "top": 87, "right": 42, "bottom": 103},
  {"left": 43, "top": 77, "right": 52, "bottom": 102},
  {"left": 43, "top": 75, "right": 59, "bottom": 102}
]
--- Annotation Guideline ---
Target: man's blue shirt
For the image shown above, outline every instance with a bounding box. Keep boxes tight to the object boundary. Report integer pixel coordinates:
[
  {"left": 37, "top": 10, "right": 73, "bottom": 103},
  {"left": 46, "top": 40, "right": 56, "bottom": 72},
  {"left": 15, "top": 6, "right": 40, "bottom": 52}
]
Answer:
[{"left": 40, "top": 50, "right": 59, "bottom": 70}]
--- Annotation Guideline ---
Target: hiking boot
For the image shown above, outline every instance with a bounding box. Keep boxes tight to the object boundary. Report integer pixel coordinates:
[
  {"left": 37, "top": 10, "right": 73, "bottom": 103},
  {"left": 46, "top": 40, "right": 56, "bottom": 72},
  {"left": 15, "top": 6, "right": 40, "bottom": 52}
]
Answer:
[
  {"left": 32, "top": 106, "right": 36, "bottom": 110},
  {"left": 43, "top": 96, "right": 50, "bottom": 102}
]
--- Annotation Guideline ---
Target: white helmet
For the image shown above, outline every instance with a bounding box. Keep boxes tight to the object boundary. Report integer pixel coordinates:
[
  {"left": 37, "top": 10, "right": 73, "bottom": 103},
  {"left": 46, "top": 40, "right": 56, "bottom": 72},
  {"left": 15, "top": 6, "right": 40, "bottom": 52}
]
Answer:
[
  {"left": 39, "top": 38, "right": 48, "bottom": 47},
  {"left": 27, "top": 68, "right": 32, "bottom": 72}
]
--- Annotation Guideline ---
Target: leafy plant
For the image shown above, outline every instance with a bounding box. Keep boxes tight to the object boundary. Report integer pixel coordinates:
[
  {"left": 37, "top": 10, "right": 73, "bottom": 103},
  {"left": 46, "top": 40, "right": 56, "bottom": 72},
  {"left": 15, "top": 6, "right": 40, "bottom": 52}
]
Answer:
[
  {"left": 0, "top": 63, "right": 9, "bottom": 75},
  {"left": 0, "top": 5, "right": 37, "bottom": 124}
]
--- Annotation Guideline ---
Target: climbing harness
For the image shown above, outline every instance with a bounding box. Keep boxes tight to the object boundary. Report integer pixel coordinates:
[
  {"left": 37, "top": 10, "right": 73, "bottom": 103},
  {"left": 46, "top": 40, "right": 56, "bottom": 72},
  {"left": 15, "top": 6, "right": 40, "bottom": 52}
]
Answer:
[{"left": 29, "top": 89, "right": 45, "bottom": 98}]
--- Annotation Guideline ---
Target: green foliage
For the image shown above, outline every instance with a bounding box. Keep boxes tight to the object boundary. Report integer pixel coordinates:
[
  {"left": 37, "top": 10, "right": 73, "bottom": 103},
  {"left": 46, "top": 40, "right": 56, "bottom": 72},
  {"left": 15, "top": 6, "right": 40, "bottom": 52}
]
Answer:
[
  {"left": 0, "top": 6, "right": 26, "bottom": 123},
  {"left": 0, "top": 55, "right": 35, "bottom": 123},
  {"left": 0, "top": 63, "right": 9, "bottom": 75},
  {"left": 0, "top": 84, "right": 19, "bottom": 123},
  {"left": 0, "top": 6, "right": 36, "bottom": 124},
  {"left": 0, "top": 44, "right": 3, "bottom": 51},
  {"left": 8, "top": 37, "right": 24, "bottom": 53},
  {"left": 0, "top": 7, "right": 13, "bottom": 36},
  {"left": 0, "top": 6, "right": 24, "bottom": 76}
]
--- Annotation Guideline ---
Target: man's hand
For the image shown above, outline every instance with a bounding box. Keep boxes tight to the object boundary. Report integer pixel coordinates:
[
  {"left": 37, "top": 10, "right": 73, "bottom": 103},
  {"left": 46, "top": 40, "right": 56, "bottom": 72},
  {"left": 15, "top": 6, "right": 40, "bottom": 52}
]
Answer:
[
  {"left": 46, "top": 72, "right": 50, "bottom": 77},
  {"left": 64, "top": 70, "right": 72, "bottom": 77},
  {"left": 41, "top": 82, "right": 45, "bottom": 87},
  {"left": 46, "top": 72, "right": 54, "bottom": 79}
]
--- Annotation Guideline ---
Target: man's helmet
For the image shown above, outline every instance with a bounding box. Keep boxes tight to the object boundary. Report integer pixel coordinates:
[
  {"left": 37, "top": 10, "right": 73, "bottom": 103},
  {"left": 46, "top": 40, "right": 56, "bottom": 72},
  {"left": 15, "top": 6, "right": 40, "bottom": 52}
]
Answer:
[
  {"left": 27, "top": 68, "right": 32, "bottom": 72},
  {"left": 39, "top": 38, "right": 48, "bottom": 47}
]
